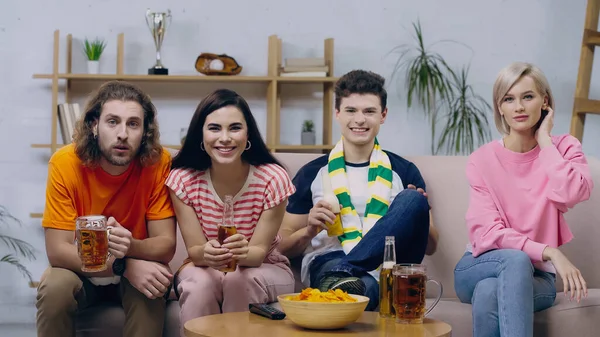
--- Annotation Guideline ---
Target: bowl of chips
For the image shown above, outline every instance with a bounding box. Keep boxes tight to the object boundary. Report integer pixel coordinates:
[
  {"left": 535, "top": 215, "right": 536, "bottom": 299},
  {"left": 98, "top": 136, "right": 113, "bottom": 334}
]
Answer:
[{"left": 277, "top": 288, "right": 369, "bottom": 330}]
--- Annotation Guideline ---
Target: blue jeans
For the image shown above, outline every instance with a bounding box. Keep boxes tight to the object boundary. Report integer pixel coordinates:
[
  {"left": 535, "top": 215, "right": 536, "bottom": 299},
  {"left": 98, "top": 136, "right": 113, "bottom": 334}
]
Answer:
[
  {"left": 309, "top": 189, "right": 430, "bottom": 311},
  {"left": 454, "top": 249, "right": 557, "bottom": 337}
]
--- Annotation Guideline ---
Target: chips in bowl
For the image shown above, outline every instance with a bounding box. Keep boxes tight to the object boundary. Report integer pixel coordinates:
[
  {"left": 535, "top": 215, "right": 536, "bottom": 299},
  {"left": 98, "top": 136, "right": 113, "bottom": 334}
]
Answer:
[
  {"left": 285, "top": 287, "right": 357, "bottom": 303},
  {"left": 277, "top": 288, "right": 369, "bottom": 329}
]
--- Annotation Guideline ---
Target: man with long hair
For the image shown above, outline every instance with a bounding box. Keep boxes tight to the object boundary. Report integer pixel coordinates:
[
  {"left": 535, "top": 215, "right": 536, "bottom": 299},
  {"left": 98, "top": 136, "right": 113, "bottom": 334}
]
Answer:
[
  {"left": 36, "top": 81, "right": 176, "bottom": 337},
  {"left": 278, "top": 70, "right": 439, "bottom": 311}
]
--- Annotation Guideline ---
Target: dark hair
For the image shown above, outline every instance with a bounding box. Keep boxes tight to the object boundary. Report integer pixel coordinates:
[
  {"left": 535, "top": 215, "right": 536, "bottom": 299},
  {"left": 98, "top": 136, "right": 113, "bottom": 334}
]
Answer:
[
  {"left": 72, "top": 80, "right": 162, "bottom": 167},
  {"left": 171, "top": 89, "right": 284, "bottom": 171},
  {"left": 334, "top": 70, "right": 387, "bottom": 111}
]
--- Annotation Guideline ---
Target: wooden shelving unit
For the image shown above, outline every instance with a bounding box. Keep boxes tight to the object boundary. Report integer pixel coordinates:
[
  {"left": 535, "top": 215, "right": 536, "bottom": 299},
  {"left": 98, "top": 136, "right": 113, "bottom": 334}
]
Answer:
[{"left": 32, "top": 30, "right": 337, "bottom": 154}]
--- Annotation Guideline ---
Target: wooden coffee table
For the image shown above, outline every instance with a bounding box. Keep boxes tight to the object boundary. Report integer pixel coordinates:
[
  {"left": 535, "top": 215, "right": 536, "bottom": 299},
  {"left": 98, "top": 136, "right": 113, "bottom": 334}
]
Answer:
[{"left": 184, "top": 311, "right": 452, "bottom": 337}]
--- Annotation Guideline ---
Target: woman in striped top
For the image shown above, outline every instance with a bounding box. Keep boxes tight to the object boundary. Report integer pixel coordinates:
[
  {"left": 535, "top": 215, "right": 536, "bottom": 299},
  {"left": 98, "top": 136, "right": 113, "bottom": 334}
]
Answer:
[{"left": 166, "top": 89, "right": 296, "bottom": 327}]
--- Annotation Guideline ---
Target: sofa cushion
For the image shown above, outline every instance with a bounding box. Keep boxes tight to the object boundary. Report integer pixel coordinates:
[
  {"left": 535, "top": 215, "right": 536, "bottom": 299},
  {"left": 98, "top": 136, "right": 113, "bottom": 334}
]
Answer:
[
  {"left": 424, "top": 289, "right": 600, "bottom": 337},
  {"left": 409, "top": 156, "right": 471, "bottom": 299},
  {"left": 408, "top": 155, "right": 600, "bottom": 298},
  {"left": 533, "top": 288, "right": 600, "bottom": 337},
  {"left": 426, "top": 299, "right": 472, "bottom": 337}
]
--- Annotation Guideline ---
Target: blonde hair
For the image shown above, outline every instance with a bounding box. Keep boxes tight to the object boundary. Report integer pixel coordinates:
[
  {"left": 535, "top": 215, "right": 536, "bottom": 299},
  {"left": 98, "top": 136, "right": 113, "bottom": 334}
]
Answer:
[
  {"left": 72, "top": 81, "right": 163, "bottom": 167},
  {"left": 492, "top": 62, "right": 554, "bottom": 135}
]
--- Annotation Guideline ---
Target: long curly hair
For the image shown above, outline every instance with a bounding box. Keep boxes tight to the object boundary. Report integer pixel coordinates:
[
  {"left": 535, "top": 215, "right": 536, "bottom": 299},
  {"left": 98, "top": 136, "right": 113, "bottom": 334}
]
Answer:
[{"left": 72, "top": 81, "right": 162, "bottom": 167}]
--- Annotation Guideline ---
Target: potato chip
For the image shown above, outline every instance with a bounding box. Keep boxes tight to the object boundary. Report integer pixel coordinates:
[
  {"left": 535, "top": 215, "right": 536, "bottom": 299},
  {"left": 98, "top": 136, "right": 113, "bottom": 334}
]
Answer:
[{"left": 285, "top": 288, "right": 357, "bottom": 303}]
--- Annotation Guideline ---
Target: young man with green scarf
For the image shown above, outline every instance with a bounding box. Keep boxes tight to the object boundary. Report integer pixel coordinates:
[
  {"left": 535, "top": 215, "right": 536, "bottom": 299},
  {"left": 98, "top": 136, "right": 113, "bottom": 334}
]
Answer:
[{"left": 278, "top": 70, "right": 439, "bottom": 311}]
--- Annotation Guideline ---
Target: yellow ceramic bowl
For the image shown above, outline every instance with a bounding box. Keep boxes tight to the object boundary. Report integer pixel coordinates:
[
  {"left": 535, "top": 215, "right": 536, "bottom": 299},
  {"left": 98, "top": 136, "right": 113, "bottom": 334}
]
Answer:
[{"left": 277, "top": 293, "right": 370, "bottom": 330}]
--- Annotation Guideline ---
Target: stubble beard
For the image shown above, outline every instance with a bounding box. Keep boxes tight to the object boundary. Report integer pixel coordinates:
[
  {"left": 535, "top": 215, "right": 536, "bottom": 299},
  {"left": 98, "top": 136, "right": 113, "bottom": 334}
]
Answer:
[{"left": 98, "top": 136, "right": 140, "bottom": 167}]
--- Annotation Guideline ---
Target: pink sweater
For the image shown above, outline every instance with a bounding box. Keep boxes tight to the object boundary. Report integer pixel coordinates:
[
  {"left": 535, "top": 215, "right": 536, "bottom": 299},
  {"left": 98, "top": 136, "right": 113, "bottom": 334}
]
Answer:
[{"left": 465, "top": 134, "right": 593, "bottom": 270}]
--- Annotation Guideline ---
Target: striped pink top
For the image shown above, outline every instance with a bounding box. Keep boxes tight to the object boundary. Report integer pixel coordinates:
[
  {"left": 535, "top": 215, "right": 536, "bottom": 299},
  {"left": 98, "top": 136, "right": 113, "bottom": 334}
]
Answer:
[{"left": 165, "top": 163, "right": 296, "bottom": 253}]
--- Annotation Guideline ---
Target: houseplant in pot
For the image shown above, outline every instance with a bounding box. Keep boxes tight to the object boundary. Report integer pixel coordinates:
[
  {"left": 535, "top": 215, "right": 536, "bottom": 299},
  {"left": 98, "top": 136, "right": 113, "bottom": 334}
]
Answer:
[
  {"left": 389, "top": 20, "right": 491, "bottom": 155},
  {"left": 83, "top": 37, "right": 107, "bottom": 74},
  {"left": 0, "top": 205, "right": 36, "bottom": 285},
  {"left": 436, "top": 65, "right": 491, "bottom": 155},
  {"left": 301, "top": 120, "right": 315, "bottom": 145}
]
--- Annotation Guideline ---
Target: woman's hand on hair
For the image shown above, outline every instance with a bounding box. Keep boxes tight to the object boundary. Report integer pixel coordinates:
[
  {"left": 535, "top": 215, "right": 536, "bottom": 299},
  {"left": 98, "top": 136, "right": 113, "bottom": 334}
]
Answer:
[
  {"left": 222, "top": 234, "right": 249, "bottom": 261},
  {"left": 536, "top": 106, "right": 554, "bottom": 147}
]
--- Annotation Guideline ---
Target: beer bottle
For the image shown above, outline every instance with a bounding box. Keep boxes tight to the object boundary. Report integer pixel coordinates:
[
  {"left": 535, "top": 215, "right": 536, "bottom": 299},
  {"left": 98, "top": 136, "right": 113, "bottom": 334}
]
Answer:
[
  {"left": 218, "top": 195, "right": 238, "bottom": 272},
  {"left": 379, "top": 236, "right": 396, "bottom": 318}
]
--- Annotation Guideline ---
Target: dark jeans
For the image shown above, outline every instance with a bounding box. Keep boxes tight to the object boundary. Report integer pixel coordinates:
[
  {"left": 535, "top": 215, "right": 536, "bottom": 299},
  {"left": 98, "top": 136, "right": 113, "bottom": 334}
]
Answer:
[{"left": 308, "top": 189, "right": 430, "bottom": 311}]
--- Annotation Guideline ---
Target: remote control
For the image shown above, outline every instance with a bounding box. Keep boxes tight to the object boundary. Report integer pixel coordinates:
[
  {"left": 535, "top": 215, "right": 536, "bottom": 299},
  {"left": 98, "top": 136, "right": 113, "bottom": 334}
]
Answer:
[{"left": 249, "top": 303, "right": 286, "bottom": 320}]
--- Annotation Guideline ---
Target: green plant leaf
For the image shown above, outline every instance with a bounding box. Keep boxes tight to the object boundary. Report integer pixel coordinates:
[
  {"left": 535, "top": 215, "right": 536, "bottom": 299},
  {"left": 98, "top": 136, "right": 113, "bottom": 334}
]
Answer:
[
  {"left": 0, "top": 205, "right": 37, "bottom": 282},
  {"left": 302, "top": 120, "right": 314, "bottom": 132},
  {"left": 389, "top": 20, "right": 459, "bottom": 154},
  {"left": 389, "top": 19, "right": 483, "bottom": 155},
  {"left": 0, "top": 234, "right": 36, "bottom": 260},
  {"left": 436, "top": 66, "right": 492, "bottom": 155},
  {"left": 1, "top": 254, "right": 33, "bottom": 284},
  {"left": 83, "top": 37, "right": 107, "bottom": 61}
]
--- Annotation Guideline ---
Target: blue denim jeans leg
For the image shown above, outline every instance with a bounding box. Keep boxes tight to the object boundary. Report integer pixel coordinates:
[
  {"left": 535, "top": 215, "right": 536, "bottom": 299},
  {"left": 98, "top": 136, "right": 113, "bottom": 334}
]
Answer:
[
  {"left": 454, "top": 249, "right": 557, "bottom": 337},
  {"left": 324, "top": 189, "right": 430, "bottom": 277},
  {"left": 309, "top": 189, "right": 431, "bottom": 310}
]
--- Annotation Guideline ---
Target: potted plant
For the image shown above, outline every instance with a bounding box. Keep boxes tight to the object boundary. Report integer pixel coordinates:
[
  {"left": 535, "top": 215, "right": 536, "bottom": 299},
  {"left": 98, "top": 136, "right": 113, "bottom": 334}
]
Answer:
[
  {"left": 301, "top": 120, "right": 316, "bottom": 145},
  {"left": 436, "top": 66, "right": 492, "bottom": 155},
  {"left": 0, "top": 205, "right": 36, "bottom": 285},
  {"left": 83, "top": 37, "right": 107, "bottom": 74},
  {"left": 389, "top": 20, "right": 491, "bottom": 155}
]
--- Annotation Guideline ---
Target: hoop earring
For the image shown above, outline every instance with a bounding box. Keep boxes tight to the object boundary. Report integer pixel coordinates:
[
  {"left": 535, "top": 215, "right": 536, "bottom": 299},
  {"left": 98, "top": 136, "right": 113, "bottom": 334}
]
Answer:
[
  {"left": 245, "top": 140, "right": 251, "bottom": 150},
  {"left": 200, "top": 142, "right": 205, "bottom": 151},
  {"left": 93, "top": 133, "right": 97, "bottom": 139}
]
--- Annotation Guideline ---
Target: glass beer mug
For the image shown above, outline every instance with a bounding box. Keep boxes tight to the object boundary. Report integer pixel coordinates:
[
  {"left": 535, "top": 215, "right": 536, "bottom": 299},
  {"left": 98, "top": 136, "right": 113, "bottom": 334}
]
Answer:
[
  {"left": 392, "top": 264, "right": 443, "bottom": 324},
  {"left": 75, "top": 215, "right": 112, "bottom": 272}
]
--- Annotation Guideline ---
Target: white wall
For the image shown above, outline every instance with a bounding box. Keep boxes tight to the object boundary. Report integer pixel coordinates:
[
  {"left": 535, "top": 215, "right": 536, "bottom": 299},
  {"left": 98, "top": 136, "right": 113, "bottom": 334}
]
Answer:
[{"left": 1, "top": 0, "right": 599, "bottom": 324}]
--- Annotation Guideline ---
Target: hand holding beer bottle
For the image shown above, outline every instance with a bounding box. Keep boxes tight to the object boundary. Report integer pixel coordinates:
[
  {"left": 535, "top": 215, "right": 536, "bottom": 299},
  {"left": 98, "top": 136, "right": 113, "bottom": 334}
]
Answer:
[
  {"left": 222, "top": 233, "right": 249, "bottom": 262},
  {"left": 106, "top": 216, "right": 132, "bottom": 259},
  {"left": 204, "top": 240, "right": 234, "bottom": 270}
]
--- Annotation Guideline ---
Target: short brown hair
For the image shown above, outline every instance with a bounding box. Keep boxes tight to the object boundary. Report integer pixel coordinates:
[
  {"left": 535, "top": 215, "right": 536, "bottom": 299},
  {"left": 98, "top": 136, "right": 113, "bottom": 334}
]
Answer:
[
  {"left": 72, "top": 81, "right": 162, "bottom": 167},
  {"left": 334, "top": 70, "right": 387, "bottom": 111}
]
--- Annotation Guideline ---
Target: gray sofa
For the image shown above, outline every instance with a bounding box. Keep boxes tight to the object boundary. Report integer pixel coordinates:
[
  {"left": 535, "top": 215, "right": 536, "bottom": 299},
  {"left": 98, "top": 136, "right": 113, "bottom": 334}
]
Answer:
[{"left": 74, "top": 153, "right": 600, "bottom": 337}]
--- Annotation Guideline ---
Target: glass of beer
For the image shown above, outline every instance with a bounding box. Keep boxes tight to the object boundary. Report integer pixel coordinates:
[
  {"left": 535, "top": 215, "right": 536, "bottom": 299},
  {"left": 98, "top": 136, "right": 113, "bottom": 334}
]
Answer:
[
  {"left": 392, "top": 264, "right": 443, "bottom": 324},
  {"left": 76, "top": 215, "right": 111, "bottom": 272}
]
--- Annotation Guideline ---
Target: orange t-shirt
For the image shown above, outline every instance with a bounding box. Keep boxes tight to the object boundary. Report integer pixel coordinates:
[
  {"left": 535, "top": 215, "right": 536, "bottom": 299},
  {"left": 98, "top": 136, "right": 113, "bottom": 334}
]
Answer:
[{"left": 42, "top": 144, "right": 175, "bottom": 240}]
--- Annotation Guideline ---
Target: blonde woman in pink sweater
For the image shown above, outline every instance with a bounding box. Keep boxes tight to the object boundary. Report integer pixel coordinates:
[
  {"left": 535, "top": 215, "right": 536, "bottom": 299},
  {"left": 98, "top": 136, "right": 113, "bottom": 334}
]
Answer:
[{"left": 453, "top": 62, "right": 594, "bottom": 337}]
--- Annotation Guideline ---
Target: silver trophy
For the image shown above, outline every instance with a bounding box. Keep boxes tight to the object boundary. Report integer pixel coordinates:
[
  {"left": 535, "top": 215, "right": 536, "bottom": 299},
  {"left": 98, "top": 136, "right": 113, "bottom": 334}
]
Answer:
[{"left": 145, "top": 9, "right": 172, "bottom": 75}]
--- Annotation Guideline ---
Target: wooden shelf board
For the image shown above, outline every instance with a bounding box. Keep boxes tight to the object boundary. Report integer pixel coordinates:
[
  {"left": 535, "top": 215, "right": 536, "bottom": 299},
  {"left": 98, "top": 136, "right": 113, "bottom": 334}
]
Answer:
[
  {"left": 31, "top": 144, "right": 63, "bottom": 148},
  {"left": 574, "top": 98, "right": 600, "bottom": 115},
  {"left": 276, "top": 76, "right": 339, "bottom": 83},
  {"left": 32, "top": 143, "right": 182, "bottom": 150},
  {"left": 30, "top": 213, "right": 43, "bottom": 218},
  {"left": 33, "top": 73, "right": 273, "bottom": 82},
  {"left": 33, "top": 143, "right": 333, "bottom": 151},
  {"left": 32, "top": 73, "right": 339, "bottom": 84},
  {"left": 270, "top": 144, "right": 334, "bottom": 150}
]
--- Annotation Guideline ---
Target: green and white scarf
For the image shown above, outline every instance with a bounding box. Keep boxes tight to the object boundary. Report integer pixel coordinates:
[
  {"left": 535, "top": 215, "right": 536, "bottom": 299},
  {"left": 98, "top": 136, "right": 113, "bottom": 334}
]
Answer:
[{"left": 326, "top": 137, "right": 393, "bottom": 255}]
